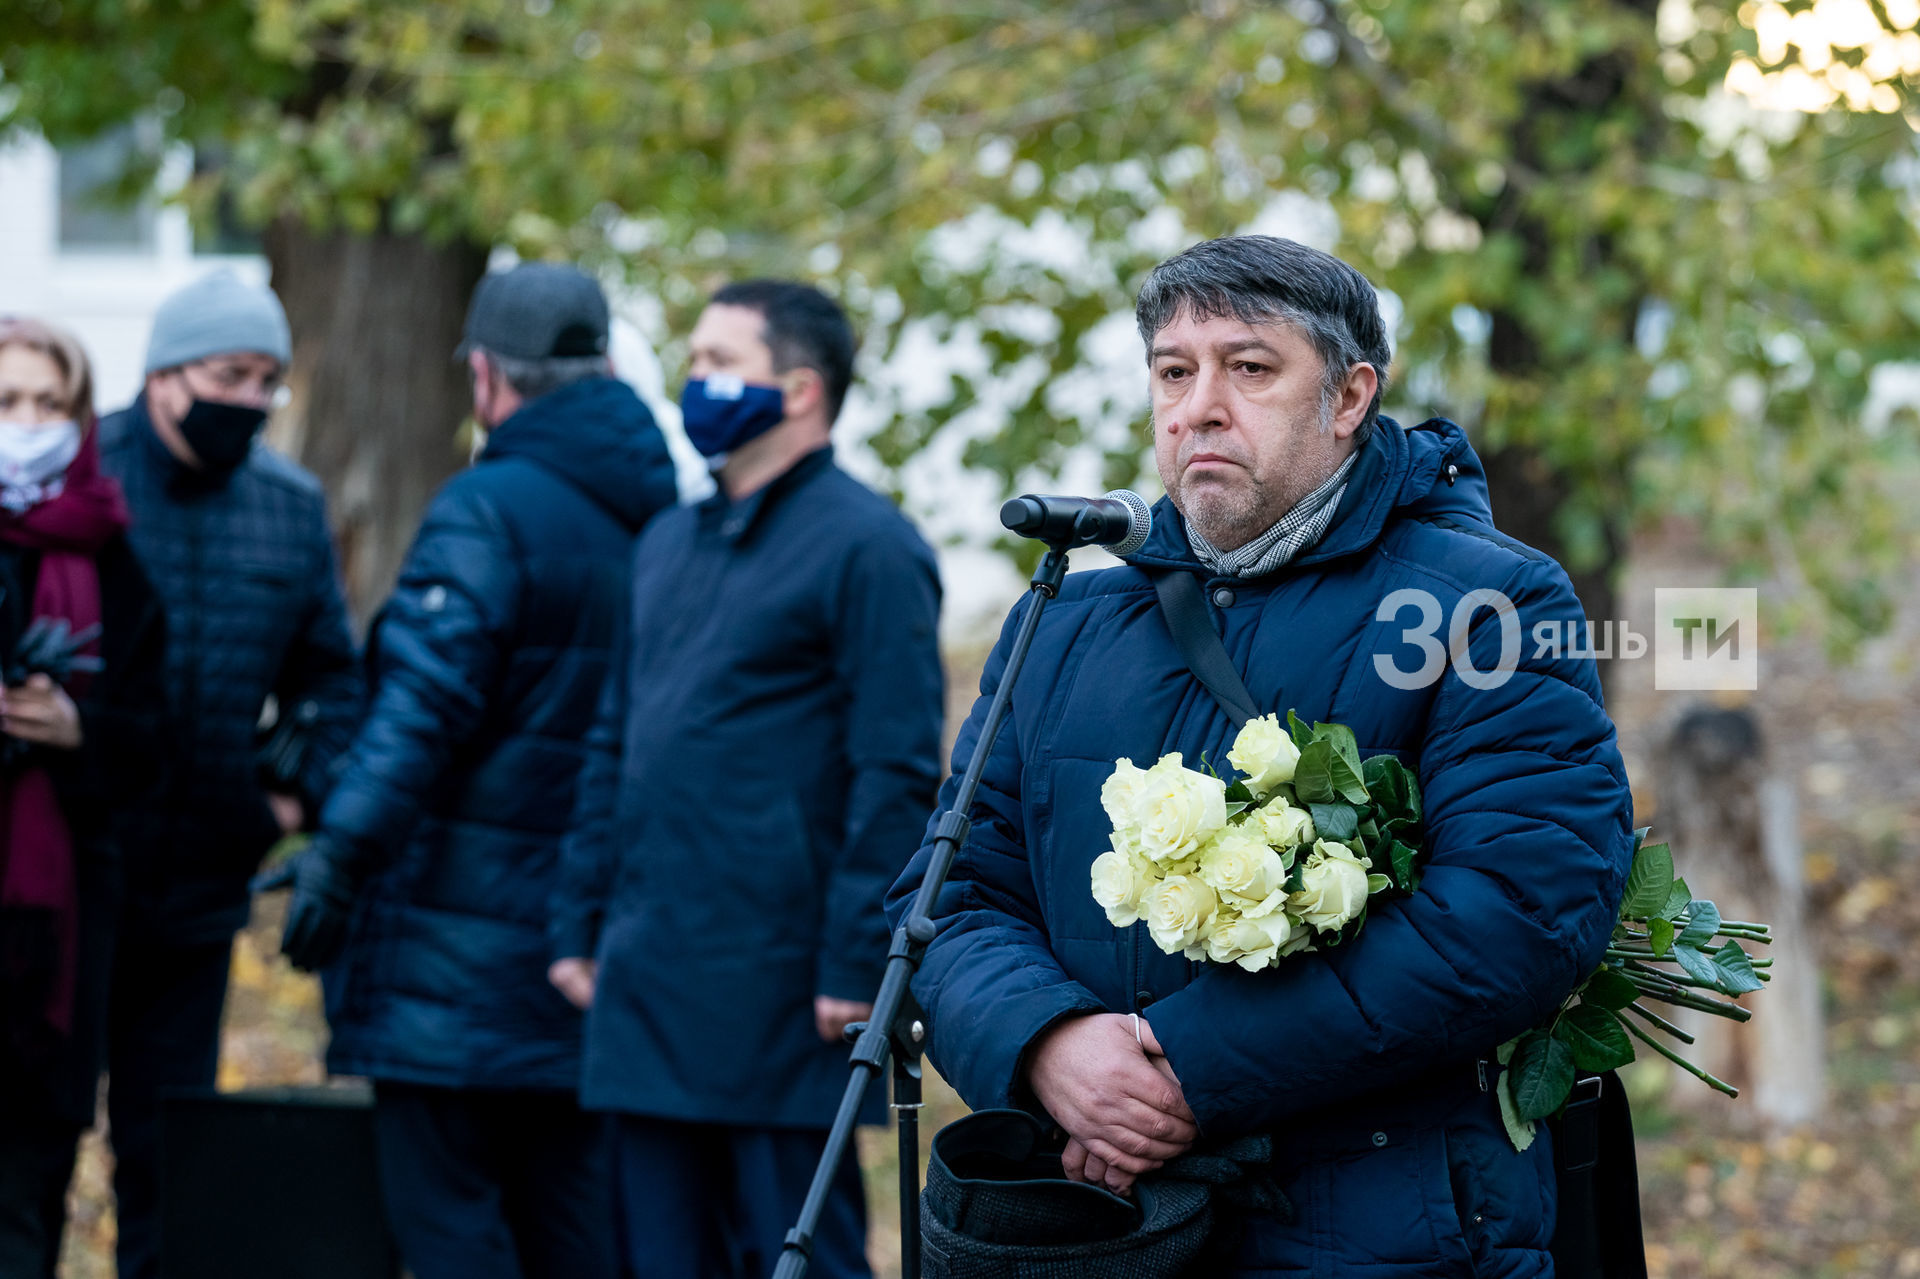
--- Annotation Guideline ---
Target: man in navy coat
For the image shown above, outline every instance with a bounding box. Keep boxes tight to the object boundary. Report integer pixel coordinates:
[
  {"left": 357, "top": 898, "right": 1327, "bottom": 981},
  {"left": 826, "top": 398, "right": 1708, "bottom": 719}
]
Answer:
[
  {"left": 551, "top": 280, "right": 943, "bottom": 1279},
  {"left": 272, "top": 263, "right": 677, "bottom": 1279},
  {"left": 888, "top": 236, "right": 1634, "bottom": 1277}
]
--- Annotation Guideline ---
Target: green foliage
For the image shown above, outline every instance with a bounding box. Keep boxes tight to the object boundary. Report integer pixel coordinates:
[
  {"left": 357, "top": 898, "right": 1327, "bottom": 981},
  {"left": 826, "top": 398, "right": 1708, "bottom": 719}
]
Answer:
[
  {"left": 1580, "top": 967, "right": 1639, "bottom": 1011},
  {"left": 1307, "top": 801, "right": 1359, "bottom": 842},
  {"left": 1500, "top": 827, "right": 1775, "bottom": 1148},
  {"left": 1621, "top": 839, "right": 1675, "bottom": 916},
  {"left": 6, "top": 0, "right": 1915, "bottom": 638},
  {"left": 1294, "top": 721, "right": 1370, "bottom": 805},
  {"left": 1510, "top": 1029, "right": 1577, "bottom": 1121},
  {"left": 1557, "top": 1003, "right": 1636, "bottom": 1073}
]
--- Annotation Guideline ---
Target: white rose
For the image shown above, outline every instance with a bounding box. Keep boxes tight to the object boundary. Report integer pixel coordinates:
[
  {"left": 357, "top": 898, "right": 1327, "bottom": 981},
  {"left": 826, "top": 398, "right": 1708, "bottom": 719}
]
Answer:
[
  {"left": 1255, "top": 797, "right": 1317, "bottom": 849},
  {"left": 1132, "top": 754, "right": 1228, "bottom": 865},
  {"left": 1291, "top": 839, "right": 1374, "bottom": 932},
  {"left": 1145, "top": 874, "right": 1219, "bottom": 957},
  {"left": 1101, "top": 758, "right": 1150, "bottom": 853},
  {"left": 1227, "top": 714, "right": 1300, "bottom": 796},
  {"left": 1090, "top": 844, "right": 1158, "bottom": 928},
  {"left": 1205, "top": 908, "right": 1300, "bottom": 972},
  {"left": 1197, "top": 825, "right": 1286, "bottom": 903}
]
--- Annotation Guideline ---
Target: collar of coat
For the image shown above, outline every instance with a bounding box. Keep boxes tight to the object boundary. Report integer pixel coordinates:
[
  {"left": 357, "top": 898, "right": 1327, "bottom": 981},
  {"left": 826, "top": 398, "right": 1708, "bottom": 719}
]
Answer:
[
  {"left": 700, "top": 445, "right": 836, "bottom": 545},
  {"left": 1124, "top": 415, "right": 1488, "bottom": 579}
]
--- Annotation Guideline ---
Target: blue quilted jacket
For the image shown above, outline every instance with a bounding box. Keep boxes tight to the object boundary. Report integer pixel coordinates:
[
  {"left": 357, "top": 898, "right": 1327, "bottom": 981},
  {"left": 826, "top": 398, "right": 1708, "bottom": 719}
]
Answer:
[
  {"left": 98, "top": 400, "right": 361, "bottom": 944},
  {"left": 888, "top": 416, "right": 1634, "bottom": 1278},
  {"left": 319, "top": 376, "right": 676, "bottom": 1090}
]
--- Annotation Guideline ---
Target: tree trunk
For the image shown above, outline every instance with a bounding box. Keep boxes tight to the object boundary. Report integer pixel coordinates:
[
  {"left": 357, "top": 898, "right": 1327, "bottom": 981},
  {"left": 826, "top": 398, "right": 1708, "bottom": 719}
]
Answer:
[
  {"left": 1656, "top": 705, "right": 1825, "bottom": 1128},
  {"left": 1478, "top": 444, "right": 1623, "bottom": 635},
  {"left": 263, "top": 218, "right": 489, "bottom": 624},
  {"left": 1468, "top": 7, "right": 1655, "bottom": 652}
]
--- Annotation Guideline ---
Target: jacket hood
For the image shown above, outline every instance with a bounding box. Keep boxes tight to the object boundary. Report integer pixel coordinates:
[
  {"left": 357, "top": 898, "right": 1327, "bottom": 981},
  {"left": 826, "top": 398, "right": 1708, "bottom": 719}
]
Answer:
[
  {"left": 1125, "top": 415, "right": 1490, "bottom": 573},
  {"left": 482, "top": 376, "right": 677, "bottom": 531}
]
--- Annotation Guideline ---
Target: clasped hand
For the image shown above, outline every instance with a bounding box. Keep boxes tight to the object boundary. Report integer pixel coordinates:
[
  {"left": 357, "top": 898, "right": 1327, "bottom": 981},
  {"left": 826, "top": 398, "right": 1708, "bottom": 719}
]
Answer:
[
  {"left": 1025, "top": 1012, "right": 1197, "bottom": 1197},
  {"left": 0, "top": 674, "right": 83, "bottom": 750}
]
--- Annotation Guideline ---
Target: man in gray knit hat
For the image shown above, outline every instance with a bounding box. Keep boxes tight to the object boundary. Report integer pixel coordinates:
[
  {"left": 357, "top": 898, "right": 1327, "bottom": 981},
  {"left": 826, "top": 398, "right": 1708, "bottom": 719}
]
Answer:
[{"left": 95, "top": 271, "right": 362, "bottom": 1279}]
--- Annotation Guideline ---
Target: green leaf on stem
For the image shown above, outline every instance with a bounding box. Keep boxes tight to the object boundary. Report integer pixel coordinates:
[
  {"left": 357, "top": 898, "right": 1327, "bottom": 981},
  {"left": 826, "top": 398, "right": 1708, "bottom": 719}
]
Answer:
[
  {"left": 1669, "top": 943, "right": 1716, "bottom": 986},
  {"left": 1293, "top": 741, "right": 1336, "bottom": 805},
  {"left": 1388, "top": 839, "right": 1420, "bottom": 893},
  {"left": 1648, "top": 918, "right": 1675, "bottom": 956},
  {"left": 1361, "top": 754, "right": 1420, "bottom": 827},
  {"left": 1621, "top": 842, "right": 1674, "bottom": 918},
  {"left": 1497, "top": 1069, "right": 1537, "bottom": 1152},
  {"left": 1676, "top": 900, "right": 1721, "bottom": 949},
  {"left": 1287, "top": 710, "right": 1314, "bottom": 750},
  {"left": 1309, "top": 803, "right": 1359, "bottom": 842},
  {"left": 1669, "top": 942, "right": 1764, "bottom": 996},
  {"left": 1510, "top": 1031, "right": 1576, "bottom": 1121},
  {"left": 1320, "top": 727, "right": 1370, "bottom": 804},
  {"left": 1659, "top": 879, "right": 1692, "bottom": 922},
  {"left": 1711, "top": 942, "right": 1766, "bottom": 995},
  {"left": 1556, "top": 1004, "right": 1637, "bottom": 1073},
  {"left": 1581, "top": 968, "right": 1640, "bottom": 1011}
]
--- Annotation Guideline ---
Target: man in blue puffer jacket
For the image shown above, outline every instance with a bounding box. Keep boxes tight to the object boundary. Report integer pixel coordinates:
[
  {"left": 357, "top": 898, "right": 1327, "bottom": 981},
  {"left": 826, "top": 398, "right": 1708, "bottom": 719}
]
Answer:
[
  {"left": 887, "top": 235, "right": 1634, "bottom": 1278},
  {"left": 269, "top": 264, "right": 677, "bottom": 1279}
]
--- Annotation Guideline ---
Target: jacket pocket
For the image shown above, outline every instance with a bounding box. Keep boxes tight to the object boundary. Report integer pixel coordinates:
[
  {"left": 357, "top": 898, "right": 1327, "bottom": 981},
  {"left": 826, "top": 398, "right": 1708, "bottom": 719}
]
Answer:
[
  {"left": 1242, "top": 1121, "right": 1479, "bottom": 1277},
  {"left": 1445, "top": 1104, "right": 1557, "bottom": 1265}
]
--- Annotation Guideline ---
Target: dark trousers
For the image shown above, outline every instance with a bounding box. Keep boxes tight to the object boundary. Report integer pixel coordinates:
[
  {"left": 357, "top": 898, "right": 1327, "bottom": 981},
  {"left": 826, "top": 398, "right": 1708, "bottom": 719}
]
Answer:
[
  {"left": 106, "top": 935, "right": 232, "bottom": 1279},
  {"left": 372, "top": 1082, "right": 617, "bottom": 1279},
  {"left": 0, "top": 1112, "right": 80, "bottom": 1279},
  {"left": 611, "top": 1115, "right": 870, "bottom": 1279}
]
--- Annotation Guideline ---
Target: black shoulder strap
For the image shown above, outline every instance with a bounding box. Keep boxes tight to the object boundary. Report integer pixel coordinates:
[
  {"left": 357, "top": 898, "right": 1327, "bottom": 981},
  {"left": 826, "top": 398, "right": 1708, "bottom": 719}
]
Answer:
[{"left": 1146, "top": 568, "right": 1261, "bottom": 728}]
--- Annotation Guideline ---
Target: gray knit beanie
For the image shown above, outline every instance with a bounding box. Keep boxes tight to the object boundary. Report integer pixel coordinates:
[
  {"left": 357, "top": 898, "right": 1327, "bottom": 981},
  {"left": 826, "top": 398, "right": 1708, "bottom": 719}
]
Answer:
[{"left": 144, "top": 271, "right": 292, "bottom": 374}]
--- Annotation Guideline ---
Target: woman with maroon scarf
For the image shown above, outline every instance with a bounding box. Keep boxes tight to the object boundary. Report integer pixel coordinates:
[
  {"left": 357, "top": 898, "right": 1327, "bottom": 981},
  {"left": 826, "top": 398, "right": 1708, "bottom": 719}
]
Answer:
[{"left": 0, "top": 317, "right": 166, "bottom": 1276}]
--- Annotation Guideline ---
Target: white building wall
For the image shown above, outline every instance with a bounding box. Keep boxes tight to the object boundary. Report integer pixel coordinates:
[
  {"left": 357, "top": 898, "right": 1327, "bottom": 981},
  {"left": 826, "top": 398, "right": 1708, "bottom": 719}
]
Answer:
[{"left": 0, "top": 135, "right": 269, "bottom": 411}]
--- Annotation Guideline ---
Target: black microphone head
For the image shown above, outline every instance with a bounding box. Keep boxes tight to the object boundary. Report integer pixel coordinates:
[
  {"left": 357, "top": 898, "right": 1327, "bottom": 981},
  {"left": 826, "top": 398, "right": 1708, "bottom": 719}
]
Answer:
[
  {"left": 999, "top": 496, "right": 1048, "bottom": 537},
  {"left": 1101, "top": 489, "right": 1151, "bottom": 556}
]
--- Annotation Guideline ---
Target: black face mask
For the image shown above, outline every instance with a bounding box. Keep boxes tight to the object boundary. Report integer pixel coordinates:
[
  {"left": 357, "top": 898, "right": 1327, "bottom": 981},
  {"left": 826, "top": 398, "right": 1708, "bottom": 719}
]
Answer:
[{"left": 177, "top": 398, "right": 268, "bottom": 473}]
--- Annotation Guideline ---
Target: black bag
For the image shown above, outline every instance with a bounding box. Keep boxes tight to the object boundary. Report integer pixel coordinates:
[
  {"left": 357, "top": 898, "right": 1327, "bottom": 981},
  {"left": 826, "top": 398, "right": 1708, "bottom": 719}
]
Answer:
[
  {"left": 1547, "top": 1072, "right": 1649, "bottom": 1279},
  {"left": 921, "top": 1109, "right": 1281, "bottom": 1279},
  {"left": 1145, "top": 566, "right": 1648, "bottom": 1278},
  {"left": 160, "top": 1085, "right": 401, "bottom": 1279}
]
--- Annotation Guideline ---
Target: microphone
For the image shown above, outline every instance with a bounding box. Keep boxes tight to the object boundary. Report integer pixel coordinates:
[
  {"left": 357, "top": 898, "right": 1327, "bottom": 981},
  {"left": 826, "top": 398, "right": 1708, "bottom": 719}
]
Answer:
[{"left": 999, "top": 489, "right": 1152, "bottom": 555}]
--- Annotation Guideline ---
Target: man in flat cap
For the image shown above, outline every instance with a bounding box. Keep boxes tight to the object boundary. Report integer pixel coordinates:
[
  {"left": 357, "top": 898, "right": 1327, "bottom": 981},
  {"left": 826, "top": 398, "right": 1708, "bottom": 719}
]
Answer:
[
  {"left": 96, "top": 270, "right": 363, "bottom": 1279},
  {"left": 270, "top": 263, "right": 677, "bottom": 1279}
]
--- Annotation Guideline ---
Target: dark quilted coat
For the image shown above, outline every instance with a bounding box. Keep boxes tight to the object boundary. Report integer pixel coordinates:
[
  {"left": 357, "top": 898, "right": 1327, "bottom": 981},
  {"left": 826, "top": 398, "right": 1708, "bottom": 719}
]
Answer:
[
  {"left": 97, "top": 399, "right": 361, "bottom": 944},
  {"left": 887, "top": 417, "right": 1635, "bottom": 1279},
  {"left": 320, "top": 376, "right": 675, "bottom": 1090}
]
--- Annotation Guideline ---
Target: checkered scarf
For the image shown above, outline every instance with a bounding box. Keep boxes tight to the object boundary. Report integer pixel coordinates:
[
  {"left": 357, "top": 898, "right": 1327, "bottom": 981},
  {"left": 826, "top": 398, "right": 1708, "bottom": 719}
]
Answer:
[{"left": 1186, "top": 451, "right": 1358, "bottom": 579}]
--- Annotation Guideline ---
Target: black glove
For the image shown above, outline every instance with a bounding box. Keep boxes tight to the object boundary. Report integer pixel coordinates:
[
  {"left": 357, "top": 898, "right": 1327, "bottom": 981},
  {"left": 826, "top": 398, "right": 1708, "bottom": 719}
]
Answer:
[{"left": 259, "top": 845, "right": 357, "bottom": 972}]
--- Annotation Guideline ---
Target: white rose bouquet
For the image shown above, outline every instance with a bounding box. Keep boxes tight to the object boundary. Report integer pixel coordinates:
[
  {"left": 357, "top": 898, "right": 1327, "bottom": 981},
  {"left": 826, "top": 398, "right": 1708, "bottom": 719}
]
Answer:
[
  {"left": 1093, "top": 718, "right": 1778, "bottom": 1154},
  {"left": 1091, "top": 713, "right": 1424, "bottom": 973}
]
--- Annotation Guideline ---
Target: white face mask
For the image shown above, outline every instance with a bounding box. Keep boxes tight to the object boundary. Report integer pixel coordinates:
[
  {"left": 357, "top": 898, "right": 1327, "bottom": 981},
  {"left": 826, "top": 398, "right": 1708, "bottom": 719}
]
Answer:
[{"left": 0, "top": 419, "right": 83, "bottom": 512}]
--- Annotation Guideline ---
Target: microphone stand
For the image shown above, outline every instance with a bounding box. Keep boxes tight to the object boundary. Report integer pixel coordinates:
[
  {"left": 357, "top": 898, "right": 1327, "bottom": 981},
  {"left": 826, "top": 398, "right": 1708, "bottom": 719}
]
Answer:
[{"left": 773, "top": 539, "right": 1077, "bottom": 1279}]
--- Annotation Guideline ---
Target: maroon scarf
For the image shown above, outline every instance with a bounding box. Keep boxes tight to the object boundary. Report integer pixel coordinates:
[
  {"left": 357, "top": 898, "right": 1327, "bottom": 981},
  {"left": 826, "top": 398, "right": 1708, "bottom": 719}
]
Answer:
[{"left": 0, "top": 423, "right": 129, "bottom": 1037}]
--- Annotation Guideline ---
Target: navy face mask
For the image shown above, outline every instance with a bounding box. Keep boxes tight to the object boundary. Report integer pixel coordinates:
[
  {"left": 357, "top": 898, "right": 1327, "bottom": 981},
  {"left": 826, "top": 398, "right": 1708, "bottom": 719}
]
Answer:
[{"left": 679, "top": 374, "right": 785, "bottom": 460}]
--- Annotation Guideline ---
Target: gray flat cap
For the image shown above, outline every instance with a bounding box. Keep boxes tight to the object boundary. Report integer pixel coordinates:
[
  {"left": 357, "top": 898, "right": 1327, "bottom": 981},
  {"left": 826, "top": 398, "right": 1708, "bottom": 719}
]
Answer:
[
  {"left": 459, "top": 263, "right": 610, "bottom": 361},
  {"left": 144, "top": 271, "right": 292, "bottom": 373}
]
